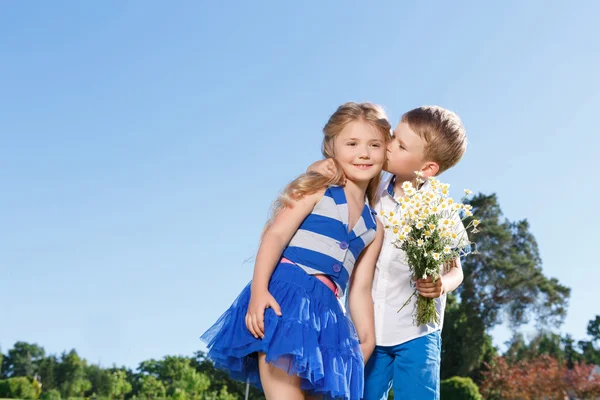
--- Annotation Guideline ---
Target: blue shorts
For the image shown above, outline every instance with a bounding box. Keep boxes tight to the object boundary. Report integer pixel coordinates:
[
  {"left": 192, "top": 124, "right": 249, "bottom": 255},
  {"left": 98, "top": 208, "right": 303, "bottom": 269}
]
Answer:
[{"left": 363, "top": 331, "right": 441, "bottom": 400}]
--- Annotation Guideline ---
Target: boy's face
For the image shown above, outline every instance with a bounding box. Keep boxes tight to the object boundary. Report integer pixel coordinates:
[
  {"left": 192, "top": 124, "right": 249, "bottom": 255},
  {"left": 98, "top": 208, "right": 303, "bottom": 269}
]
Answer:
[{"left": 385, "top": 121, "right": 429, "bottom": 181}]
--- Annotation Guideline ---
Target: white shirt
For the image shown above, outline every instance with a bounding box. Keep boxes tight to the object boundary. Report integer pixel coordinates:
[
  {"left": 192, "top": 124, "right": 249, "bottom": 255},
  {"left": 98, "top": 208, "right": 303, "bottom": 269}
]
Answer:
[{"left": 372, "top": 173, "right": 467, "bottom": 346}]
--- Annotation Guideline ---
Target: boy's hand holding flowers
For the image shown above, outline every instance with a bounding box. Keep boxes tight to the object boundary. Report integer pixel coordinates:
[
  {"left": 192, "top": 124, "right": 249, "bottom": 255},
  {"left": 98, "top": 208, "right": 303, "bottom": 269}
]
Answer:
[{"left": 415, "top": 275, "right": 446, "bottom": 298}]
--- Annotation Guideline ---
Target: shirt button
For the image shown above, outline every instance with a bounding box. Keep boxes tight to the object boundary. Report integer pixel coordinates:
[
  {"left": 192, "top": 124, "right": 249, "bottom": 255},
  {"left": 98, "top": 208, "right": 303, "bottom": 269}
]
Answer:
[
  {"left": 339, "top": 241, "right": 349, "bottom": 250},
  {"left": 332, "top": 263, "right": 342, "bottom": 273}
]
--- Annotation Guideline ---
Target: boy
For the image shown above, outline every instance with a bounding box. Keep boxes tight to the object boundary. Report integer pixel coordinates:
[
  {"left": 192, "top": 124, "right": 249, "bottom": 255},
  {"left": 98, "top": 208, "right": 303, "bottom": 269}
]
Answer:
[{"left": 310, "top": 105, "right": 468, "bottom": 399}]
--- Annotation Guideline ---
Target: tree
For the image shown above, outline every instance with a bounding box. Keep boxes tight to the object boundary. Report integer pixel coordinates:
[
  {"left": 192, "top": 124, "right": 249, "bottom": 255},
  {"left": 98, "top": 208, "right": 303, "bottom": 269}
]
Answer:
[
  {"left": 203, "top": 386, "right": 238, "bottom": 400},
  {"left": 0, "top": 377, "right": 38, "bottom": 399},
  {"left": 171, "top": 388, "right": 187, "bottom": 400},
  {"left": 503, "top": 331, "right": 565, "bottom": 365},
  {"left": 55, "top": 350, "right": 91, "bottom": 398},
  {"left": 440, "top": 376, "right": 481, "bottom": 400},
  {"left": 576, "top": 315, "right": 600, "bottom": 366},
  {"left": 192, "top": 351, "right": 265, "bottom": 400},
  {"left": 85, "top": 363, "right": 112, "bottom": 397},
  {"left": 534, "top": 332, "right": 564, "bottom": 362},
  {"left": 441, "top": 293, "right": 497, "bottom": 381},
  {"left": 138, "top": 356, "right": 190, "bottom": 389},
  {"left": 139, "top": 375, "right": 166, "bottom": 400},
  {"left": 172, "top": 364, "right": 210, "bottom": 400},
  {"left": 137, "top": 355, "right": 213, "bottom": 399},
  {"left": 39, "top": 388, "right": 61, "bottom": 400},
  {"left": 481, "top": 355, "right": 565, "bottom": 399},
  {"left": 563, "top": 334, "right": 584, "bottom": 368},
  {"left": 443, "top": 194, "right": 570, "bottom": 378},
  {"left": 3, "top": 342, "right": 46, "bottom": 378},
  {"left": 481, "top": 355, "right": 600, "bottom": 399},
  {"left": 108, "top": 370, "right": 132, "bottom": 400},
  {"left": 567, "top": 362, "right": 600, "bottom": 399},
  {"left": 578, "top": 340, "right": 600, "bottom": 366},
  {"left": 38, "top": 355, "right": 59, "bottom": 392},
  {"left": 137, "top": 359, "right": 162, "bottom": 379},
  {"left": 503, "top": 332, "right": 528, "bottom": 364},
  {"left": 588, "top": 315, "right": 600, "bottom": 342}
]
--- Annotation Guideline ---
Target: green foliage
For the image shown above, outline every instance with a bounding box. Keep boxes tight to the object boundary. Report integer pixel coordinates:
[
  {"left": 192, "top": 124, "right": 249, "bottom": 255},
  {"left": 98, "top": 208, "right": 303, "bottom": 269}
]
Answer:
[
  {"left": 440, "top": 376, "right": 481, "bottom": 400},
  {"left": 38, "top": 356, "right": 59, "bottom": 392},
  {"left": 139, "top": 375, "right": 166, "bottom": 400},
  {"left": 499, "top": 326, "right": 600, "bottom": 372},
  {"left": 2, "top": 342, "right": 45, "bottom": 378},
  {"left": 588, "top": 315, "right": 600, "bottom": 342},
  {"left": 578, "top": 339, "right": 600, "bottom": 366},
  {"left": 39, "top": 388, "right": 61, "bottom": 400},
  {"left": 0, "top": 377, "right": 38, "bottom": 399},
  {"left": 137, "top": 356, "right": 211, "bottom": 399},
  {"left": 460, "top": 194, "right": 570, "bottom": 329},
  {"left": 215, "top": 386, "right": 237, "bottom": 400},
  {"left": 170, "top": 388, "right": 187, "bottom": 400},
  {"left": 441, "top": 293, "right": 497, "bottom": 382},
  {"left": 32, "top": 379, "right": 42, "bottom": 399},
  {"left": 55, "top": 350, "right": 91, "bottom": 398},
  {"left": 192, "top": 352, "right": 263, "bottom": 400},
  {"left": 504, "top": 332, "right": 564, "bottom": 364},
  {"left": 171, "top": 365, "right": 209, "bottom": 399},
  {"left": 85, "top": 364, "right": 112, "bottom": 397},
  {"left": 108, "top": 370, "right": 132, "bottom": 400},
  {"left": 442, "top": 193, "right": 570, "bottom": 379}
]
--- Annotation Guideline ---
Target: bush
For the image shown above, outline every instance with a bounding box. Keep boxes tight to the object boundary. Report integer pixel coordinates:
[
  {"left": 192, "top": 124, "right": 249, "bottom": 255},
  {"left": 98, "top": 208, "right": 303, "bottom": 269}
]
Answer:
[
  {"left": 0, "top": 377, "right": 38, "bottom": 400},
  {"left": 40, "top": 389, "right": 62, "bottom": 400},
  {"left": 170, "top": 389, "right": 187, "bottom": 400},
  {"left": 440, "top": 376, "right": 482, "bottom": 400}
]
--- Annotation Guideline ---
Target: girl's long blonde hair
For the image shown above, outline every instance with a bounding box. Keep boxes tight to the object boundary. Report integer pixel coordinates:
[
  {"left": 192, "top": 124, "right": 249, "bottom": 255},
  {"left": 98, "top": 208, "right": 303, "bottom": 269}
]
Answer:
[{"left": 263, "top": 102, "right": 391, "bottom": 236}]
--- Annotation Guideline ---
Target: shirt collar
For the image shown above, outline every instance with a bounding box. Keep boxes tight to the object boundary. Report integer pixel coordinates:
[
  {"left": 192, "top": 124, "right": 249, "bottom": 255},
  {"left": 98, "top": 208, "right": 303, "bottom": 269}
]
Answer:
[
  {"left": 382, "top": 174, "right": 432, "bottom": 203},
  {"left": 386, "top": 175, "right": 396, "bottom": 197}
]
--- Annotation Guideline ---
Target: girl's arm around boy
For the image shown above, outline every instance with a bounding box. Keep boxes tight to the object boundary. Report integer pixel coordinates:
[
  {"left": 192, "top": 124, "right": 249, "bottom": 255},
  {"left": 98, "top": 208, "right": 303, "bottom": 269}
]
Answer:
[{"left": 348, "top": 218, "right": 384, "bottom": 363}]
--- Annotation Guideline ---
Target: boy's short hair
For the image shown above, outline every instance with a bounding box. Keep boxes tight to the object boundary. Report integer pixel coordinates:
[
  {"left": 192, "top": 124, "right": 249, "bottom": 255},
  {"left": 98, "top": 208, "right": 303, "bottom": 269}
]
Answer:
[{"left": 401, "top": 106, "right": 467, "bottom": 174}]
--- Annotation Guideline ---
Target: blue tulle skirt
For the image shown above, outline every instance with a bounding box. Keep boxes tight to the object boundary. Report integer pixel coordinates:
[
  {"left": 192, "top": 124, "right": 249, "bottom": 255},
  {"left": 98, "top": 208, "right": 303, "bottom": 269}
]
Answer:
[{"left": 200, "top": 262, "right": 364, "bottom": 400}]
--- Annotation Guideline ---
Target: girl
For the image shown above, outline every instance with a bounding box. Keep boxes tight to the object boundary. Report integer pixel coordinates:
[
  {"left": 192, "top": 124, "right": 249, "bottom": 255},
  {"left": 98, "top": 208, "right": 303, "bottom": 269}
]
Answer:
[{"left": 201, "top": 102, "right": 390, "bottom": 400}]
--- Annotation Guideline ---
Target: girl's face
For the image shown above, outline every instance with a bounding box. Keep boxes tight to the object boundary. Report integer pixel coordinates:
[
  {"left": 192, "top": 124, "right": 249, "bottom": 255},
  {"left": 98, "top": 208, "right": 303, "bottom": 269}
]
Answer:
[{"left": 332, "top": 120, "right": 386, "bottom": 185}]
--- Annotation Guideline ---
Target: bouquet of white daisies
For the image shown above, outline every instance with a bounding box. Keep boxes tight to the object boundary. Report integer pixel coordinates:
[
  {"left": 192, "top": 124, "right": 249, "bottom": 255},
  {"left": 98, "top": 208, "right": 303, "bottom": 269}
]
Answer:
[{"left": 378, "top": 172, "right": 479, "bottom": 325}]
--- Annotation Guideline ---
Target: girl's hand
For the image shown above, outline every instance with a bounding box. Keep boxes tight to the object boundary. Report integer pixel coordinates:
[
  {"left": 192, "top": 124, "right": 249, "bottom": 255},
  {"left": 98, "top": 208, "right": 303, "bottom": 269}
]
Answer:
[
  {"left": 360, "top": 341, "right": 375, "bottom": 365},
  {"left": 245, "top": 289, "right": 282, "bottom": 339}
]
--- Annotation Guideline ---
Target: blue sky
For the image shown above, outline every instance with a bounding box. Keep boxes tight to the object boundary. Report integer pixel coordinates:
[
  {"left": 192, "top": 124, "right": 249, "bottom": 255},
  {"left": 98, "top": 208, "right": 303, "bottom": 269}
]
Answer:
[{"left": 1, "top": 1, "right": 598, "bottom": 368}]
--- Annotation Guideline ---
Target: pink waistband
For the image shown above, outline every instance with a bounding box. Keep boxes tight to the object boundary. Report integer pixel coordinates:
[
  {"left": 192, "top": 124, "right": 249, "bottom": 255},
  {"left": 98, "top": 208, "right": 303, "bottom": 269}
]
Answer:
[{"left": 280, "top": 257, "right": 339, "bottom": 296}]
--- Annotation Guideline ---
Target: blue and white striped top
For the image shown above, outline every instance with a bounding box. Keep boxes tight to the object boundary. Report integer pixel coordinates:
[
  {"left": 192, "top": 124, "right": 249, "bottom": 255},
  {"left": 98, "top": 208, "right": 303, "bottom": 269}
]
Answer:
[{"left": 281, "top": 185, "right": 378, "bottom": 296}]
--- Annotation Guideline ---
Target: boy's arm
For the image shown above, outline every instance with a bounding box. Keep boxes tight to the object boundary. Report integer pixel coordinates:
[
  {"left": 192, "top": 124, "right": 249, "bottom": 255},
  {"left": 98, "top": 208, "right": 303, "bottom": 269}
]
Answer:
[
  {"left": 416, "top": 258, "right": 464, "bottom": 298},
  {"left": 348, "top": 219, "right": 384, "bottom": 364},
  {"left": 306, "top": 158, "right": 346, "bottom": 185}
]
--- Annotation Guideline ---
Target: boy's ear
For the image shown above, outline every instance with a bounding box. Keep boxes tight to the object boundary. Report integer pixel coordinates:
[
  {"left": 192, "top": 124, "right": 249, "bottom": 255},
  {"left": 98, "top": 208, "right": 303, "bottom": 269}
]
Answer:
[{"left": 421, "top": 161, "right": 439, "bottom": 178}]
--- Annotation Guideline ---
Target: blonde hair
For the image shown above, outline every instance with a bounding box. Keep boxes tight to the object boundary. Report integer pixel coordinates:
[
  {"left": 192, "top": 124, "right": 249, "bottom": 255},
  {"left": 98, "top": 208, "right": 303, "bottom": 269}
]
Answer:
[
  {"left": 401, "top": 106, "right": 467, "bottom": 174},
  {"left": 264, "top": 102, "right": 391, "bottom": 235}
]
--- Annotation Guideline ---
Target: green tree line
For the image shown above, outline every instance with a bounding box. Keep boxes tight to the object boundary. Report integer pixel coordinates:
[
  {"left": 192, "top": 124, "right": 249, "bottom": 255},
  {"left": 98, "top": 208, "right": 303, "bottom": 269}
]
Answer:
[{"left": 0, "top": 345, "right": 265, "bottom": 400}]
